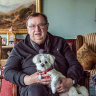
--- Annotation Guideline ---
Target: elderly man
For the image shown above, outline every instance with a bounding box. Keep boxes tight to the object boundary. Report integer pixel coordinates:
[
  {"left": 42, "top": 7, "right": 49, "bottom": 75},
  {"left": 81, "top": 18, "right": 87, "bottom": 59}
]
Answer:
[{"left": 3, "top": 13, "right": 83, "bottom": 96}]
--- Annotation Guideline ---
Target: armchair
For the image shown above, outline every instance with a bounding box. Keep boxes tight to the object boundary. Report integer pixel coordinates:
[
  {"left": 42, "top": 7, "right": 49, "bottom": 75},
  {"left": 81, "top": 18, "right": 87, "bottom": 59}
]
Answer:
[
  {"left": 76, "top": 33, "right": 96, "bottom": 76},
  {"left": 0, "top": 38, "right": 90, "bottom": 96}
]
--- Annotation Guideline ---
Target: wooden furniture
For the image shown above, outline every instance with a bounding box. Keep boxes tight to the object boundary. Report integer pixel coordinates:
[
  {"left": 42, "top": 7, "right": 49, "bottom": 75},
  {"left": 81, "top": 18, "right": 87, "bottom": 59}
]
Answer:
[
  {"left": 0, "top": 57, "right": 17, "bottom": 96},
  {"left": 0, "top": 59, "right": 7, "bottom": 67},
  {"left": 0, "top": 29, "right": 27, "bottom": 46},
  {"left": 76, "top": 33, "right": 96, "bottom": 76},
  {"left": 0, "top": 38, "right": 24, "bottom": 96},
  {"left": 0, "top": 36, "right": 17, "bottom": 96},
  {"left": 2, "top": 45, "right": 13, "bottom": 59}
]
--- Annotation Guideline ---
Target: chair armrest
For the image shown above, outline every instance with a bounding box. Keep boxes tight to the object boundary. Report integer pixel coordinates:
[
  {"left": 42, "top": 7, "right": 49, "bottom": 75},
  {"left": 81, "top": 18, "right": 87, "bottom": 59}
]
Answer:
[
  {"left": 0, "top": 75, "right": 3, "bottom": 90},
  {"left": 0, "top": 65, "right": 4, "bottom": 90},
  {"left": 78, "top": 71, "right": 90, "bottom": 91},
  {"left": 12, "top": 84, "right": 18, "bottom": 96}
]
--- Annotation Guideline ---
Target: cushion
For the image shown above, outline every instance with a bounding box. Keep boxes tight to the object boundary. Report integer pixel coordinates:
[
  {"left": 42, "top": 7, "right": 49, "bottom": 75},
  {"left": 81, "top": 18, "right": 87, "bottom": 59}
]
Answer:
[{"left": 77, "top": 43, "right": 96, "bottom": 70}]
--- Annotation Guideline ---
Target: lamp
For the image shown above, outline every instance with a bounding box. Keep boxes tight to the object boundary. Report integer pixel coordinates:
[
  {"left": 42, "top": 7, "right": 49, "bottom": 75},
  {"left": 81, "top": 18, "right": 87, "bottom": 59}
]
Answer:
[
  {"left": 9, "top": 26, "right": 13, "bottom": 32},
  {"left": 9, "top": 26, "right": 15, "bottom": 35},
  {"left": 7, "top": 26, "right": 16, "bottom": 45}
]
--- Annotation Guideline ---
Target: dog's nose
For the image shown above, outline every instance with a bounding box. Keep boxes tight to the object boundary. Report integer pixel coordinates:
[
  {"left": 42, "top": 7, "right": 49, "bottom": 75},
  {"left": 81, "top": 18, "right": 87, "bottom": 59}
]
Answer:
[{"left": 41, "top": 64, "right": 44, "bottom": 67}]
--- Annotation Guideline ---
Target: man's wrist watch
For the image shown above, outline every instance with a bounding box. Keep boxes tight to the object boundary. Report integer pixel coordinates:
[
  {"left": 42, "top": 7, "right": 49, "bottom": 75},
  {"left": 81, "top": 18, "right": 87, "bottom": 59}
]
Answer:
[{"left": 72, "top": 80, "right": 75, "bottom": 85}]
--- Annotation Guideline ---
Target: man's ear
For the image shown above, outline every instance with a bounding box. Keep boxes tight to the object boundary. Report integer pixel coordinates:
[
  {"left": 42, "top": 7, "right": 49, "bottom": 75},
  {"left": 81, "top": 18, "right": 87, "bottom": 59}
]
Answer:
[
  {"left": 33, "top": 55, "right": 40, "bottom": 64},
  {"left": 47, "top": 54, "right": 55, "bottom": 64},
  {"left": 46, "top": 23, "right": 49, "bottom": 30}
]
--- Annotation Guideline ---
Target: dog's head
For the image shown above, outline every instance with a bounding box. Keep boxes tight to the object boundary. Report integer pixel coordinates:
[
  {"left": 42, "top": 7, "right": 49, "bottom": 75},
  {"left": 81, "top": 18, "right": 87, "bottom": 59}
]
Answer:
[{"left": 33, "top": 54, "right": 55, "bottom": 71}]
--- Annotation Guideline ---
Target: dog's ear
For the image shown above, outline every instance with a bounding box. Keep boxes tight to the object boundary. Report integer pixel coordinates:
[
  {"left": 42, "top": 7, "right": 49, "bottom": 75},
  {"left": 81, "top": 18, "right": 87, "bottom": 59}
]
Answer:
[
  {"left": 47, "top": 54, "right": 55, "bottom": 64},
  {"left": 33, "top": 54, "right": 40, "bottom": 64}
]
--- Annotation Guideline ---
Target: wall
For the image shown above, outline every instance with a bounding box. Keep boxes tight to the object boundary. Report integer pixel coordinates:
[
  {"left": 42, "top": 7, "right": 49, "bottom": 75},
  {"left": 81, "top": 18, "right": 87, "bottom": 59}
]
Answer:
[
  {"left": 43, "top": 0, "right": 96, "bottom": 39},
  {"left": 0, "top": 0, "right": 96, "bottom": 39}
]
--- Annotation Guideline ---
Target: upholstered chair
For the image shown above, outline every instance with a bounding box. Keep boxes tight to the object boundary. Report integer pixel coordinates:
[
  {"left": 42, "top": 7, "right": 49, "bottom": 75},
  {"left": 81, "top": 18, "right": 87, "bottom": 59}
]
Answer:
[
  {"left": 0, "top": 38, "right": 90, "bottom": 96},
  {"left": 76, "top": 33, "right": 96, "bottom": 76}
]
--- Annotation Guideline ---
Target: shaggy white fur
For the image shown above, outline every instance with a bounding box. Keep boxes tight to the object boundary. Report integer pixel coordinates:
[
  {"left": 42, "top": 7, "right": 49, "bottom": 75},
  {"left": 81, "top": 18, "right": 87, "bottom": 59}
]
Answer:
[{"left": 33, "top": 54, "right": 89, "bottom": 96}]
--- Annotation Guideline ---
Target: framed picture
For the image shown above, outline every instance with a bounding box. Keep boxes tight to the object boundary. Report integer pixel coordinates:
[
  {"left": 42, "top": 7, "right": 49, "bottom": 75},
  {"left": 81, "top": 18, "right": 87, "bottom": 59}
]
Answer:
[
  {"left": 7, "top": 33, "right": 16, "bottom": 46},
  {"left": 0, "top": 0, "right": 42, "bottom": 29},
  {"left": 2, "top": 37, "right": 7, "bottom": 46}
]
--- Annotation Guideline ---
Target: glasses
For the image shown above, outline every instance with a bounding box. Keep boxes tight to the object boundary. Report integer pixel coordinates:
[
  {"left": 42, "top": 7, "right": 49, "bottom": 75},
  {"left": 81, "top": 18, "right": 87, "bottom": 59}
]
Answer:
[{"left": 28, "top": 23, "right": 48, "bottom": 29}]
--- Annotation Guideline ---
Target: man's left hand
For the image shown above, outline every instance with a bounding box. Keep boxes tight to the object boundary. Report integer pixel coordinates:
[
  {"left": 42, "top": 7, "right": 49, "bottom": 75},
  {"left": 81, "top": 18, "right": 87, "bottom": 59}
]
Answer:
[{"left": 56, "top": 78, "right": 73, "bottom": 93}]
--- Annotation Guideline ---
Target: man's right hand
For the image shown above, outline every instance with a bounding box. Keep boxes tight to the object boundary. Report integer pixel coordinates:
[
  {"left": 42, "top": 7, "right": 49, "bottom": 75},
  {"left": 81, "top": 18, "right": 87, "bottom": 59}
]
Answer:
[{"left": 24, "top": 72, "right": 51, "bottom": 85}]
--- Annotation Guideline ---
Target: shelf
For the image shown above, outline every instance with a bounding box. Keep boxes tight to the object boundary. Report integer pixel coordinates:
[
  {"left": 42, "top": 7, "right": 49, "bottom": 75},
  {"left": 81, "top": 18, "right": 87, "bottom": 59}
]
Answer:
[
  {"left": 2, "top": 45, "right": 14, "bottom": 49},
  {"left": 0, "top": 59, "right": 7, "bottom": 66},
  {"left": 2, "top": 46, "right": 13, "bottom": 59},
  {"left": 0, "top": 29, "right": 27, "bottom": 34}
]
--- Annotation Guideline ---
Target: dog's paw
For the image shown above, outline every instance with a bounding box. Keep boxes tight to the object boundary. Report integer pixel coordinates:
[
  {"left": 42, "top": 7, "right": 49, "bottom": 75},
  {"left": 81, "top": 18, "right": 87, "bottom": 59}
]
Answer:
[
  {"left": 76, "top": 85, "right": 89, "bottom": 96},
  {"left": 51, "top": 87, "right": 56, "bottom": 94},
  {"left": 68, "top": 87, "right": 79, "bottom": 96}
]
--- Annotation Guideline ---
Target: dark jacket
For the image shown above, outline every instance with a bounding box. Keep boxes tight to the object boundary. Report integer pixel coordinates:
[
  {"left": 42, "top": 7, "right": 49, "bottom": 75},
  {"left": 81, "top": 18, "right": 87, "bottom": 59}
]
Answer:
[{"left": 3, "top": 32, "right": 83, "bottom": 91}]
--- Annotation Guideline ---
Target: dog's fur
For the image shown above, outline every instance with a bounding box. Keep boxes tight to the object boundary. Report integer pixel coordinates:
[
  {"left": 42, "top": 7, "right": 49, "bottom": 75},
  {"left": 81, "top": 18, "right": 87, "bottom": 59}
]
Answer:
[{"left": 33, "top": 54, "right": 89, "bottom": 96}]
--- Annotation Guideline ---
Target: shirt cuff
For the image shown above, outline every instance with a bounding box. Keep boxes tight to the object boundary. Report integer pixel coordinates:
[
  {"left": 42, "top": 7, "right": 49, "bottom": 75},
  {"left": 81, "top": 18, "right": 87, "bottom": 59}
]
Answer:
[{"left": 19, "top": 73, "right": 27, "bottom": 86}]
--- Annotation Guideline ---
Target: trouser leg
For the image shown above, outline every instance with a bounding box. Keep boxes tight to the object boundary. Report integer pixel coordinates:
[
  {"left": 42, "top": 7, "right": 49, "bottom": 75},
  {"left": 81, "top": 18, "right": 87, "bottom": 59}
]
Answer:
[
  {"left": 20, "top": 83, "right": 59, "bottom": 96},
  {"left": 27, "top": 83, "right": 49, "bottom": 96}
]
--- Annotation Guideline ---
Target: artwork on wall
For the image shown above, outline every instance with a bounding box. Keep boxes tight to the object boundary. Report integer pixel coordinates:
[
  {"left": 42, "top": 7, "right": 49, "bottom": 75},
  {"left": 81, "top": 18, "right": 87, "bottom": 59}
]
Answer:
[
  {"left": 2, "top": 37, "right": 7, "bottom": 46},
  {"left": 0, "top": 0, "right": 41, "bottom": 29}
]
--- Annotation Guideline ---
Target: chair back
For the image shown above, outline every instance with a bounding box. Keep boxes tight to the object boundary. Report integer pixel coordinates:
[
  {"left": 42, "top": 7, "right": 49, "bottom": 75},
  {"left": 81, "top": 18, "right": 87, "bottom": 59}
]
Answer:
[
  {"left": 83, "top": 33, "right": 96, "bottom": 52},
  {"left": 76, "top": 33, "right": 96, "bottom": 52}
]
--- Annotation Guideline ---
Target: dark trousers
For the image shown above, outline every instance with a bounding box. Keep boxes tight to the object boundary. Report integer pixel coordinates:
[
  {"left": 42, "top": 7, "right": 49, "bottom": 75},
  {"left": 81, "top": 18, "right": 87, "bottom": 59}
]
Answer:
[{"left": 19, "top": 83, "right": 59, "bottom": 96}]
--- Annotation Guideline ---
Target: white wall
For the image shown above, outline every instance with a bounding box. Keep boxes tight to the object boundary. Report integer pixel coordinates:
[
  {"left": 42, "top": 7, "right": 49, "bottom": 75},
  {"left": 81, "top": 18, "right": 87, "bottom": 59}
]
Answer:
[{"left": 43, "top": 0, "right": 96, "bottom": 39}]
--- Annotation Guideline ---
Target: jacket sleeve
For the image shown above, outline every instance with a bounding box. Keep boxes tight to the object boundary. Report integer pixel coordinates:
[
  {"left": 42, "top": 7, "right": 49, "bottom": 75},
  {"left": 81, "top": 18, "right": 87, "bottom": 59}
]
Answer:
[
  {"left": 63, "top": 40, "right": 84, "bottom": 85},
  {"left": 3, "top": 47, "right": 26, "bottom": 87}
]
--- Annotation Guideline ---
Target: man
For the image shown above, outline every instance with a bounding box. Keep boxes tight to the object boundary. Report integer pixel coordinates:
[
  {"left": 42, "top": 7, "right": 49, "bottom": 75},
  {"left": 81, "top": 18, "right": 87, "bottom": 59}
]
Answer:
[{"left": 3, "top": 13, "right": 83, "bottom": 96}]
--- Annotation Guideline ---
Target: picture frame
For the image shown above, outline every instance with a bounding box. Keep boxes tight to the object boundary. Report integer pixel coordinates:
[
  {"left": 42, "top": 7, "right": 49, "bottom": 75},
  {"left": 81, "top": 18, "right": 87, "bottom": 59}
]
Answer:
[
  {"left": 0, "top": 0, "right": 42, "bottom": 33},
  {"left": 0, "top": 0, "right": 42, "bottom": 45}
]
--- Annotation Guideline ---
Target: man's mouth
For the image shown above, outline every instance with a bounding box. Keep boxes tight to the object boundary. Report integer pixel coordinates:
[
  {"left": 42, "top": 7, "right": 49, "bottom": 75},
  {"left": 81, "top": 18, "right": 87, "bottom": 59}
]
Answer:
[{"left": 35, "top": 33, "right": 41, "bottom": 36}]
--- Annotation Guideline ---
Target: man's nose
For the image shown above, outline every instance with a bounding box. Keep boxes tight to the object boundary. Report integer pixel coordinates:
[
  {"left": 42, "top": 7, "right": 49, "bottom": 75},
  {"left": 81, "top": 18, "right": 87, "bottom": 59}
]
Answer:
[{"left": 35, "top": 25, "right": 40, "bottom": 31}]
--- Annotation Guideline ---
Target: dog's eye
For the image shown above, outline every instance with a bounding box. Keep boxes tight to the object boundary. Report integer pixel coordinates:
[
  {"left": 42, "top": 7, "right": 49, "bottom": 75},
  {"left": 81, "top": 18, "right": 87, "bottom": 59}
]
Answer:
[{"left": 45, "top": 61, "right": 48, "bottom": 64}]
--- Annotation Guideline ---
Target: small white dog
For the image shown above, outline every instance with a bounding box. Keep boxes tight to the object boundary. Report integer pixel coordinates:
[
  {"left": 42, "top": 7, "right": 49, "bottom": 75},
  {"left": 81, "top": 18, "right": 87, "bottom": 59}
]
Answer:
[{"left": 33, "top": 54, "right": 89, "bottom": 96}]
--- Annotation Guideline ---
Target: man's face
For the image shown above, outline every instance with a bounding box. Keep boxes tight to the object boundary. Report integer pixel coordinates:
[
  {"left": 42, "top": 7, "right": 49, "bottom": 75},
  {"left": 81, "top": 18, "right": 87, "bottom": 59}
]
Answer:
[{"left": 27, "top": 15, "right": 49, "bottom": 45}]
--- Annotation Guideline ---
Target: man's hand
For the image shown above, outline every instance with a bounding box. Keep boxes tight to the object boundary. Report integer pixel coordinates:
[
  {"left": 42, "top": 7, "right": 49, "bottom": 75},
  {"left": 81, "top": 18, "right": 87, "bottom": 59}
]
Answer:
[
  {"left": 24, "top": 72, "right": 51, "bottom": 85},
  {"left": 56, "top": 78, "right": 73, "bottom": 93}
]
